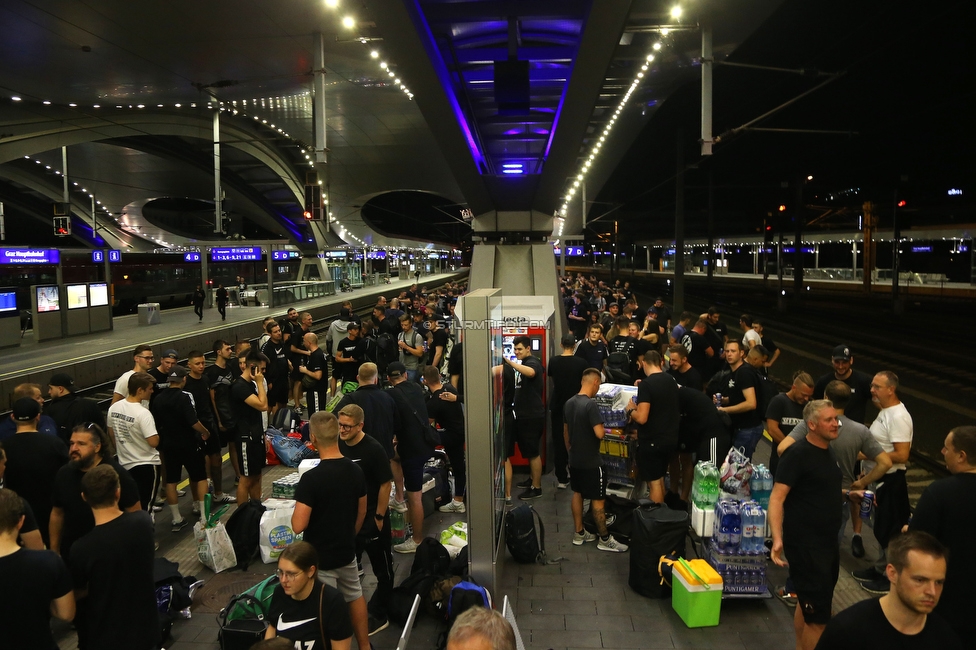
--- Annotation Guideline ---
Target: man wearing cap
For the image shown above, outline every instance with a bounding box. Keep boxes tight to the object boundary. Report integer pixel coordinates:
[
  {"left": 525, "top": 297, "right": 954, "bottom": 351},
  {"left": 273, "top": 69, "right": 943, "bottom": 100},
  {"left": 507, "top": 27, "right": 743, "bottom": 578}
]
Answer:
[
  {"left": 45, "top": 374, "right": 105, "bottom": 446},
  {"left": 386, "top": 362, "right": 434, "bottom": 553},
  {"left": 653, "top": 297, "right": 672, "bottom": 331},
  {"left": 148, "top": 349, "right": 179, "bottom": 403},
  {"left": 2, "top": 397, "right": 69, "bottom": 546},
  {"left": 149, "top": 366, "right": 211, "bottom": 532},
  {"left": 332, "top": 320, "right": 364, "bottom": 396},
  {"left": 813, "top": 345, "right": 874, "bottom": 424},
  {"left": 0, "top": 383, "right": 59, "bottom": 441}
]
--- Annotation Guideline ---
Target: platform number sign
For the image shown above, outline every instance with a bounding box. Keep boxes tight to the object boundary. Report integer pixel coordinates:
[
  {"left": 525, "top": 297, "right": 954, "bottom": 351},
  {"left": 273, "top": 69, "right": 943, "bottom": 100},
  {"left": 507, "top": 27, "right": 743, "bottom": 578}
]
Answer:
[{"left": 184, "top": 252, "right": 201, "bottom": 263}]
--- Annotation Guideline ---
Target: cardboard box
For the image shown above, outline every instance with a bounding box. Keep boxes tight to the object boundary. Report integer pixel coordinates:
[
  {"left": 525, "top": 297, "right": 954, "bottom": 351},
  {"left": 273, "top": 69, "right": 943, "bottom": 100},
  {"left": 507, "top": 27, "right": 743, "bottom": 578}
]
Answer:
[
  {"left": 672, "top": 559, "right": 723, "bottom": 628},
  {"left": 692, "top": 503, "right": 715, "bottom": 538},
  {"left": 298, "top": 458, "right": 320, "bottom": 476}
]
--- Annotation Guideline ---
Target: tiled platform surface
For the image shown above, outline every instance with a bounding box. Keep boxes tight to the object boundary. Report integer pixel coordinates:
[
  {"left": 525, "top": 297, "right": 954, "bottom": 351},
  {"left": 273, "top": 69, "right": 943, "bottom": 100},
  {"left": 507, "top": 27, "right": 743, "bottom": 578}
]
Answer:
[{"left": 56, "top": 436, "right": 880, "bottom": 650}]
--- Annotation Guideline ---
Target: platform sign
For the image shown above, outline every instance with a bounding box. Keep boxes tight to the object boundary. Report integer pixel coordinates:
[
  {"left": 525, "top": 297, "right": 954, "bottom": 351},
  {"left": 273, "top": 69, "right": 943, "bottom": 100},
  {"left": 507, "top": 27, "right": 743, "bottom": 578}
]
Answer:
[
  {"left": 92, "top": 250, "right": 104, "bottom": 263},
  {"left": 324, "top": 251, "right": 346, "bottom": 258},
  {"left": 183, "top": 252, "right": 201, "bottom": 262},
  {"left": 211, "top": 247, "right": 261, "bottom": 262},
  {"left": 556, "top": 245, "right": 584, "bottom": 256},
  {"left": 272, "top": 251, "right": 301, "bottom": 261},
  {"left": 0, "top": 248, "right": 60, "bottom": 265},
  {"left": 92, "top": 249, "right": 122, "bottom": 263},
  {"left": 108, "top": 250, "right": 121, "bottom": 262},
  {"left": 366, "top": 251, "right": 386, "bottom": 259}
]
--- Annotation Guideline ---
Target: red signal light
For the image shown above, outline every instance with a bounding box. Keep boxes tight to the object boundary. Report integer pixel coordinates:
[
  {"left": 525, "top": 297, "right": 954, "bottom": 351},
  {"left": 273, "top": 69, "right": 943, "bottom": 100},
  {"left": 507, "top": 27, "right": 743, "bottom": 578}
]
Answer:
[
  {"left": 897, "top": 200, "right": 906, "bottom": 207},
  {"left": 765, "top": 225, "right": 772, "bottom": 231},
  {"left": 303, "top": 209, "right": 313, "bottom": 220},
  {"left": 778, "top": 205, "right": 786, "bottom": 212}
]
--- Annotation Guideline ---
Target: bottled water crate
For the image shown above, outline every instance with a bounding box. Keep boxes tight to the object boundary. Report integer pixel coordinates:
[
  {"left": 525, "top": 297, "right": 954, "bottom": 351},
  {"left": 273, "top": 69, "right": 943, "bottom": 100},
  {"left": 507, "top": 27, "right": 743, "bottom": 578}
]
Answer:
[{"left": 704, "top": 540, "right": 768, "bottom": 596}]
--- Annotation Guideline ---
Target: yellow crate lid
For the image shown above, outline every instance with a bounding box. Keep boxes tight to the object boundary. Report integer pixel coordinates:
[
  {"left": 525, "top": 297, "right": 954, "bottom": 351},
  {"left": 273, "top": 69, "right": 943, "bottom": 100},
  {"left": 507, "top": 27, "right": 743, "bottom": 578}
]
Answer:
[{"left": 674, "top": 558, "right": 723, "bottom": 586}]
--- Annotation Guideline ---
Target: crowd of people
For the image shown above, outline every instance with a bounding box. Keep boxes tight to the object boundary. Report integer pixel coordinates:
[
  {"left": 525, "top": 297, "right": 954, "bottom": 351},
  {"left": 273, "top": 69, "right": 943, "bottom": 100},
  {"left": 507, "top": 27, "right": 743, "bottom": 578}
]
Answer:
[{"left": 553, "top": 272, "right": 967, "bottom": 649}]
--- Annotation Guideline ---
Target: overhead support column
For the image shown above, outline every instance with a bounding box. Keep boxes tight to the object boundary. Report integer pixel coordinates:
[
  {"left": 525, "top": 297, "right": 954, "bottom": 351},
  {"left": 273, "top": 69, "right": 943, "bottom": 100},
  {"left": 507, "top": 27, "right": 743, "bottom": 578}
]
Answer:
[
  {"left": 706, "top": 172, "right": 715, "bottom": 285},
  {"left": 674, "top": 132, "right": 685, "bottom": 316},
  {"left": 61, "top": 146, "right": 69, "bottom": 204},
  {"left": 313, "top": 32, "right": 329, "bottom": 238},
  {"left": 792, "top": 177, "right": 804, "bottom": 297},
  {"left": 701, "top": 24, "right": 714, "bottom": 156},
  {"left": 267, "top": 250, "right": 274, "bottom": 309},
  {"left": 213, "top": 107, "right": 223, "bottom": 234},
  {"left": 201, "top": 252, "right": 211, "bottom": 308}
]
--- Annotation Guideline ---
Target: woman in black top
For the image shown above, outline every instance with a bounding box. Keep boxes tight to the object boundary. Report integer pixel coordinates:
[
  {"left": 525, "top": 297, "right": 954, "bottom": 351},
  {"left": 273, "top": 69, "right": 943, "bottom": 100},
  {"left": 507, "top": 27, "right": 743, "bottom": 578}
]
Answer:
[{"left": 266, "top": 541, "right": 353, "bottom": 649}]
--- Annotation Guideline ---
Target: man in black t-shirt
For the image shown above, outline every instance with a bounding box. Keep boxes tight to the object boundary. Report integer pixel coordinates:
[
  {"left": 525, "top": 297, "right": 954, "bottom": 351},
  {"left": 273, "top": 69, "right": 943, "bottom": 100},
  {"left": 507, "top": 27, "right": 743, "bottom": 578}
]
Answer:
[
  {"left": 678, "top": 386, "right": 731, "bottom": 466},
  {"left": 0, "top": 489, "right": 75, "bottom": 650},
  {"left": 337, "top": 404, "right": 394, "bottom": 634},
  {"left": 566, "top": 369, "right": 628, "bottom": 553},
  {"left": 71, "top": 464, "right": 159, "bottom": 650},
  {"left": 261, "top": 322, "right": 292, "bottom": 414},
  {"left": 424, "top": 366, "right": 466, "bottom": 513},
  {"left": 814, "top": 531, "right": 963, "bottom": 650},
  {"left": 448, "top": 339, "right": 464, "bottom": 401},
  {"left": 186, "top": 351, "right": 234, "bottom": 504},
  {"left": 548, "top": 334, "right": 590, "bottom": 487},
  {"left": 2, "top": 398, "right": 68, "bottom": 547},
  {"left": 293, "top": 411, "right": 369, "bottom": 650},
  {"left": 681, "top": 318, "right": 716, "bottom": 376},
  {"left": 574, "top": 323, "right": 609, "bottom": 371},
  {"left": 567, "top": 293, "right": 589, "bottom": 340},
  {"left": 770, "top": 400, "right": 849, "bottom": 650},
  {"left": 606, "top": 320, "right": 638, "bottom": 383},
  {"left": 289, "top": 312, "right": 313, "bottom": 408},
  {"left": 230, "top": 352, "right": 268, "bottom": 505},
  {"left": 50, "top": 425, "right": 140, "bottom": 563},
  {"left": 813, "top": 345, "right": 875, "bottom": 424},
  {"left": 628, "top": 351, "right": 680, "bottom": 504},
  {"left": 147, "top": 348, "right": 178, "bottom": 407},
  {"left": 667, "top": 345, "right": 703, "bottom": 391},
  {"left": 716, "top": 341, "right": 764, "bottom": 459},
  {"left": 765, "top": 373, "right": 814, "bottom": 476},
  {"left": 151, "top": 367, "right": 211, "bottom": 531},
  {"left": 300, "top": 332, "right": 328, "bottom": 415},
  {"left": 507, "top": 336, "right": 546, "bottom": 501},
  {"left": 205, "top": 339, "right": 242, "bottom": 486},
  {"left": 45, "top": 373, "right": 105, "bottom": 445},
  {"left": 334, "top": 322, "right": 365, "bottom": 391}
]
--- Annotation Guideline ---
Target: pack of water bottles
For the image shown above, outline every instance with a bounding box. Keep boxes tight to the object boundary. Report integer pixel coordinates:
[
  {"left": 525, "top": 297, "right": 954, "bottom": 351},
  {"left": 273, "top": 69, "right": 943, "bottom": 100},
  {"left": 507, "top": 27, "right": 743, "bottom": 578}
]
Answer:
[
  {"left": 691, "top": 461, "right": 721, "bottom": 509},
  {"left": 708, "top": 499, "right": 767, "bottom": 594},
  {"left": 595, "top": 383, "right": 638, "bottom": 427},
  {"left": 750, "top": 464, "right": 772, "bottom": 511}
]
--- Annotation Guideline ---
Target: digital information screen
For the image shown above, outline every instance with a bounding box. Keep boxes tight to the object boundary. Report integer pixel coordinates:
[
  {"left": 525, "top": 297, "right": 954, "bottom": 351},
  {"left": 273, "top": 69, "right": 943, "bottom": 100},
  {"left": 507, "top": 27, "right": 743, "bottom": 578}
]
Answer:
[
  {"left": 272, "top": 251, "right": 301, "bottom": 261},
  {"left": 211, "top": 247, "right": 261, "bottom": 262},
  {"left": 1, "top": 248, "right": 60, "bottom": 265},
  {"left": 366, "top": 251, "right": 387, "bottom": 259},
  {"left": 66, "top": 284, "right": 88, "bottom": 309},
  {"left": 183, "top": 252, "right": 201, "bottom": 263},
  {"left": 36, "top": 286, "right": 60, "bottom": 312},
  {"left": 0, "top": 288, "right": 17, "bottom": 314},
  {"left": 89, "top": 283, "right": 109, "bottom": 307}
]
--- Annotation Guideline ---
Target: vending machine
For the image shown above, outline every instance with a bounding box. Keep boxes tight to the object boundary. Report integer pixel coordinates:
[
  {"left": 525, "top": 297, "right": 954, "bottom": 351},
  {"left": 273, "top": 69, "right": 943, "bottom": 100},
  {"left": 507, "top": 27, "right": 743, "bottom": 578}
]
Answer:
[{"left": 501, "top": 296, "right": 554, "bottom": 467}]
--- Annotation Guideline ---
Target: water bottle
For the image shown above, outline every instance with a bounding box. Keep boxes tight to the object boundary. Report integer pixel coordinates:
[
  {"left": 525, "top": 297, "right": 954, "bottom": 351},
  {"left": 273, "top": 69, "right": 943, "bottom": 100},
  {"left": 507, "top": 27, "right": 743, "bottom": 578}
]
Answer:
[
  {"left": 390, "top": 509, "right": 406, "bottom": 545},
  {"left": 692, "top": 462, "right": 706, "bottom": 507},
  {"left": 709, "top": 464, "right": 721, "bottom": 505},
  {"left": 714, "top": 501, "right": 730, "bottom": 550},
  {"left": 754, "top": 502, "right": 767, "bottom": 550},
  {"left": 740, "top": 502, "right": 754, "bottom": 554},
  {"left": 728, "top": 501, "right": 741, "bottom": 551}
]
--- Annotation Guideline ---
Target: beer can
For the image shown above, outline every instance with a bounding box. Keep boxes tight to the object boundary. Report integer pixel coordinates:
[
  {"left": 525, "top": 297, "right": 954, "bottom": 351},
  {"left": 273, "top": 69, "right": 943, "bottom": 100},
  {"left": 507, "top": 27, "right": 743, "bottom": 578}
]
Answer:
[
  {"left": 860, "top": 490, "right": 874, "bottom": 519},
  {"left": 713, "top": 392, "right": 722, "bottom": 407}
]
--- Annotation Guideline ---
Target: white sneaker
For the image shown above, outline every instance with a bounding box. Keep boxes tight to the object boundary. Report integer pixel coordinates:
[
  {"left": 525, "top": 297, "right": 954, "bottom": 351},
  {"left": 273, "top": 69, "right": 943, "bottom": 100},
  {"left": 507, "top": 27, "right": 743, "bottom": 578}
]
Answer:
[
  {"left": 394, "top": 537, "right": 420, "bottom": 554},
  {"left": 389, "top": 498, "right": 408, "bottom": 513},
  {"left": 573, "top": 530, "right": 597, "bottom": 545},
  {"left": 597, "top": 535, "right": 629, "bottom": 553},
  {"left": 438, "top": 500, "right": 466, "bottom": 513},
  {"left": 556, "top": 481, "right": 570, "bottom": 489}
]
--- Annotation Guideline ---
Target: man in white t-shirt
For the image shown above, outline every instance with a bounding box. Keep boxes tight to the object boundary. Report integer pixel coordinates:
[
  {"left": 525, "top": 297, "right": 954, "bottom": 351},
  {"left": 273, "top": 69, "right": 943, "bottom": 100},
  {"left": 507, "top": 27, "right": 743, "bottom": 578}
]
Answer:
[
  {"left": 739, "top": 314, "right": 761, "bottom": 349},
  {"left": 852, "top": 370, "right": 914, "bottom": 595},
  {"left": 107, "top": 372, "right": 160, "bottom": 514},
  {"left": 111, "top": 344, "right": 155, "bottom": 406}
]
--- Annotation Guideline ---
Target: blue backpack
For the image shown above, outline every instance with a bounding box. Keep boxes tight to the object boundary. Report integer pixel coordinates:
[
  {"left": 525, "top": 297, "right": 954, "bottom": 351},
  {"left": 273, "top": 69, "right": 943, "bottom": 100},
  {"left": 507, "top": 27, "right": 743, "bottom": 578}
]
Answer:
[{"left": 447, "top": 580, "right": 492, "bottom": 626}]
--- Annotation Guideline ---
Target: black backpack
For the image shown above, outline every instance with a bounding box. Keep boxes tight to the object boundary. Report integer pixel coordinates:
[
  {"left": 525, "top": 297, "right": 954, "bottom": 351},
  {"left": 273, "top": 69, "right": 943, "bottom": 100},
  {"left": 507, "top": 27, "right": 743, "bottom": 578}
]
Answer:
[
  {"left": 375, "top": 332, "right": 398, "bottom": 373},
  {"left": 388, "top": 538, "right": 452, "bottom": 624},
  {"left": 224, "top": 499, "right": 266, "bottom": 571},
  {"left": 446, "top": 580, "right": 491, "bottom": 627},
  {"left": 424, "top": 451, "right": 453, "bottom": 510},
  {"left": 271, "top": 406, "right": 301, "bottom": 435},
  {"left": 583, "top": 494, "right": 639, "bottom": 543},
  {"left": 606, "top": 352, "right": 634, "bottom": 384},
  {"left": 505, "top": 504, "right": 559, "bottom": 564},
  {"left": 628, "top": 500, "right": 689, "bottom": 598},
  {"left": 154, "top": 557, "right": 197, "bottom": 643}
]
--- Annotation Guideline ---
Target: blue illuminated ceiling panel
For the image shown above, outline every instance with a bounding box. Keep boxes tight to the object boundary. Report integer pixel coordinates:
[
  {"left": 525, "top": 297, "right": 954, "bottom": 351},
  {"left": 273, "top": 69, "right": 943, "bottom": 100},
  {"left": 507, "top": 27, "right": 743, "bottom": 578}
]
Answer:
[{"left": 416, "top": 0, "right": 591, "bottom": 176}]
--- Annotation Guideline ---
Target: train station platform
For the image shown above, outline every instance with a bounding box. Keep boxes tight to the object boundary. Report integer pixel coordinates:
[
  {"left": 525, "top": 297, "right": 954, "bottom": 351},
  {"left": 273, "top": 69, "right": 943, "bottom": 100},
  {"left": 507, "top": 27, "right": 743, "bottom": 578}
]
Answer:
[
  {"left": 0, "top": 270, "right": 467, "bottom": 411},
  {"left": 54, "top": 441, "right": 882, "bottom": 650}
]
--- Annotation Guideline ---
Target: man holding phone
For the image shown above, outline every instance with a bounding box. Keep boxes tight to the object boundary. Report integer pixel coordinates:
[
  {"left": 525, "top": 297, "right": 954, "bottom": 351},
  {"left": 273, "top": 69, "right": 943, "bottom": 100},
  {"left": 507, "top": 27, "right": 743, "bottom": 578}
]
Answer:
[{"left": 231, "top": 351, "right": 269, "bottom": 504}]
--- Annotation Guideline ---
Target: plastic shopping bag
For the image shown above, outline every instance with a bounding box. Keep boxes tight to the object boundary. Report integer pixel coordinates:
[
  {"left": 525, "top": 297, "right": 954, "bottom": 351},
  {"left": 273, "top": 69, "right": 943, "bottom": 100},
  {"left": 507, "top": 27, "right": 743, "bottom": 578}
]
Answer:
[
  {"left": 194, "top": 520, "right": 237, "bottom": 574},
  {"left": 719, "top": 446, "right": 753, "bottom": 498},
  {"left": 259, "top": 507, "right": 299, "bottom": 564}
]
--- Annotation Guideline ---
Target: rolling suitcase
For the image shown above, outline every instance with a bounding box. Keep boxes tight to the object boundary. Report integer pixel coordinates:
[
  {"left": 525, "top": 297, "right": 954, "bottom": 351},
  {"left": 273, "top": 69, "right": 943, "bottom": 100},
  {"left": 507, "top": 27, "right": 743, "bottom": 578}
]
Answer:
[{"left": 628, "top": 500, "right": 689, "bottom": 598}]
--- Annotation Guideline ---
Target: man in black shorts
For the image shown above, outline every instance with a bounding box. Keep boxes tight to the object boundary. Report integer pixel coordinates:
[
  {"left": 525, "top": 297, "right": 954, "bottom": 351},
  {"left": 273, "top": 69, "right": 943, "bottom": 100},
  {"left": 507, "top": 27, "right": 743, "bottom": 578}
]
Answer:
[
  {"left": 261, "top": 322, "right": 291, "bottom": 416},
  {"left": 205, "top": 340, "right": 241, "bottom": 487},
  {"left": 292, "top": 411, "right": 369, "bottom": 650},
  {"left": 337, "top": 404, "right": 394, "bottom": 636},
  {"left": 506, "top": 336, "right": 546, "bottom": 501},
  {"left": 566, "top": 368, "right": 628, "bottom": 553},
  {"left": 300, "top": 332, "right": 328, "bottom": 415},
  {"left": 547, "top": 334, "right": 590, "bottom": 488},
  {"left": 150, "top": 366, "right": 211, "bottom": 531},
  {"left": 423, "top": 365, "right": 466, "bottom": 513},
  {"left": 71, "top": 464, "right": 158, "bottom": 650},
  {"left": 231, "top": 352, "right": 268, "bottom": 504},
  {"left": 770, "top": 399, "right": 857, "bottom": 650},
  {"left": 185, "top": 350, "right": 234, "bottom": 504},
  {"left": 627, "top": 351, "right": 680, "bottom": 504}
]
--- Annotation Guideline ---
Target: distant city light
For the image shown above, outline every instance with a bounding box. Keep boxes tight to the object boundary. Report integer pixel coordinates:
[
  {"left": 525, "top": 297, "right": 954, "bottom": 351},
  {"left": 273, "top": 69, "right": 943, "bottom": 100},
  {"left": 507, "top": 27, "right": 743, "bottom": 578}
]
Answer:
[
  {"left": 670, "top": 6, "right": 682, "bottom": 19},
  {"left": 342, "top": 15, "right": 355, "bottom": 29}
]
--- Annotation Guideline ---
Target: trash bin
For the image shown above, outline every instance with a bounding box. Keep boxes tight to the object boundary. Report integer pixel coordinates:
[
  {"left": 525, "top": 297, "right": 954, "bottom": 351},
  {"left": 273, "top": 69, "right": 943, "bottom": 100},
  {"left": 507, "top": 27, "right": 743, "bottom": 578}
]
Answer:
[{"left": 137, "top": 303, "right": 161, "bottom": 326}]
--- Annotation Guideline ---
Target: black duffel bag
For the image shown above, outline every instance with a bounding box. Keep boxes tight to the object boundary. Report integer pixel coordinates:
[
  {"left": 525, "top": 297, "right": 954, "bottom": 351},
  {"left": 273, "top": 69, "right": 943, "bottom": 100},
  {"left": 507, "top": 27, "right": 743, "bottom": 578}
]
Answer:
[{"left": 628, "top": 500, "right": 689, "bottom": 598}]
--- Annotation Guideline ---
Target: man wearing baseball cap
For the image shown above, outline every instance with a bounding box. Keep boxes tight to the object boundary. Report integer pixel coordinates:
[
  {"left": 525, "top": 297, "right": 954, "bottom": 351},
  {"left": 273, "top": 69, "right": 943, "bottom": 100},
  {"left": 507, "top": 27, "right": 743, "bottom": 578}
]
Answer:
[
  {"left": 45, "top": 373, "right": 105, "bottom": 445},
  {"left": 148, "top": 349, "right": 180, "bottom": 405},
  {"left": 813, "top": 345, "right": 875, "bottom": 424}
]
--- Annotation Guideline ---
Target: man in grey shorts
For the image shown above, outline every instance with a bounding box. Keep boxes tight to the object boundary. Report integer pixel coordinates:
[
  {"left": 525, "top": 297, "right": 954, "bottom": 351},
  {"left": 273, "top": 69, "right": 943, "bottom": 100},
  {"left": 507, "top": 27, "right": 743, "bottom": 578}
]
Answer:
[{"left": 292, "top": 411, "right": 370, "bottom": 649}]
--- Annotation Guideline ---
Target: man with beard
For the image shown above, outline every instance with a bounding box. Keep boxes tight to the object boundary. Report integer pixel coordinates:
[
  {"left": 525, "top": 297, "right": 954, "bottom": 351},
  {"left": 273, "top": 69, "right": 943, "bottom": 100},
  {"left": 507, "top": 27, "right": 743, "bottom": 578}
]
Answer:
[{"left": 261, "top": 322, "right": 292, "bottom": 415}]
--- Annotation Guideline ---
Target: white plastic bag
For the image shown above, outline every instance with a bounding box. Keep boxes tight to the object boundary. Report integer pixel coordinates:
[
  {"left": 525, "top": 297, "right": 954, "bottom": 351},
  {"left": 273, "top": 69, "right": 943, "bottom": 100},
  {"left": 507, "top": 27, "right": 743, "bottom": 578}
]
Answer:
[
  {"left": 259, "top": 507, "right": 298, "bottom": 564},
  {"left": 193, "top": 521, "right": 237, "bottom": 573}
]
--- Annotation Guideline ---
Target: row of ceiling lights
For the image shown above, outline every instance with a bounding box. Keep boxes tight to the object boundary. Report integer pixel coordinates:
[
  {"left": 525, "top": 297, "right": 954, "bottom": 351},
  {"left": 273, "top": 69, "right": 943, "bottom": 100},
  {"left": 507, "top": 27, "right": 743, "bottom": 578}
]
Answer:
[{"left": 557, "top": 5, "right": 683, "bottom": 222}]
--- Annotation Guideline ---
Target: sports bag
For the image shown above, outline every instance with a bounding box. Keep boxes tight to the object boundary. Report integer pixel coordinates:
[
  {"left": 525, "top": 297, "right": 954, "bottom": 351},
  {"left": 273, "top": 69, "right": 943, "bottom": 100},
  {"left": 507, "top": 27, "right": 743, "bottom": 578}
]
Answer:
[
  {"left": 446, "top": 580, "right": 491, "bottom": 625},
  {"left": 628, "top": 500, "right": 689, "bottom": 598},
  {"left": 505, "top": 504, "right": 562, "bottom": 565},
  {"left": 224, "top": 499, "right": 266, "bottom": 571},
  {"left": 583, "top": 494, "right": 639, "bottom": 543},
  {"left": 217, "top": 576, "right": 279, "bottom": 650}
]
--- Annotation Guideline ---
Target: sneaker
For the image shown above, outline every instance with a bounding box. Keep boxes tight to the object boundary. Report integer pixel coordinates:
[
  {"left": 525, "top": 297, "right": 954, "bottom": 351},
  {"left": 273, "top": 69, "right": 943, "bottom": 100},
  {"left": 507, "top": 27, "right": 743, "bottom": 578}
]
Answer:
[
  {"left": 775, "top": 585, "right": 798, "bottom": 606},
  {"left": 367, "top": 615, "right": 389, "bottom": 636},
  {"left": 438, "top": 500, "right": 466, "bottom": 513},
  {"left": 212, "top": 493, "right": 237, "bottom": 504},
  {"left": 851, "top": 534, "right": 865, "bottom": 559},
  {"left": 572, "top": 530, "right": 597, "bottom": 545},
  {"left": 389, "top": 499, "right": 408, "bottom": 513},
  {"left": 176, "top": 488, "right": 187, "bottom": 498},
  {"left": 171, "top": 518, "right": 190, "bottom": 533},
  {"left": 597, "top": 535, "right": 628, "bottom": 553},
  {"left": 519, "top": 487, "right": 542, "bottom": 501},
  {"left": 515, "top": 478, "right": 532, "bottom": 489},
  {"left": 394, "top": 537, "right": 420, "bottom": 554},
  {"left": 504, "top": 495, "right": 512, "bottom": 505},
  {"left": 191, "top": 503, "right": 200, "bottom": 516},
  {"left": 851, "top": 567, "right": 885, "bottom": 583},
  {"left": 152, "top": 503, "right": 164, "bottom": 513},
  {"left": 154, "top": 497, "right": 166, "bottom": 507},
  {"left": 556, "top": 481, "right": 570, "bottom": 489},
  {"left": 861, "top": 578, "right": 890, "bottom": 594}
]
